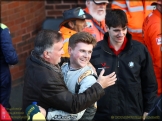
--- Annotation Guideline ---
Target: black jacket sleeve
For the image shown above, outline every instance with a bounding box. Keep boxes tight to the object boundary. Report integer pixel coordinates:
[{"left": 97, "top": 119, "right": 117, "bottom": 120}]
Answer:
[
  {"left": 140, "top": 45, "right": 157, "bottom": 112},
  {"left": 23, "top": 56, "right": 104, "bottom": 114},
  {"left": 41, "top": 77, "right": 104, "bottom": 113}
]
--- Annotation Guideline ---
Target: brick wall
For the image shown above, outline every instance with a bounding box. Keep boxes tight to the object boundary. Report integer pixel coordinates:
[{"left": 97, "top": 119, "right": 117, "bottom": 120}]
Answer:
[
  {"left": 1, "top": 1, "right": 46, "bottom": 86},
  {"left": 45, "top": 0, "right": 111, "bottom": 18}
]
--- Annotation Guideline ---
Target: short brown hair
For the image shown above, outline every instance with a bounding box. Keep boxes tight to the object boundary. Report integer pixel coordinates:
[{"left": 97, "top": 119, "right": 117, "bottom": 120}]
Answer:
[{"left": 69, "top": 32, "right": 97, "bottom": 48}]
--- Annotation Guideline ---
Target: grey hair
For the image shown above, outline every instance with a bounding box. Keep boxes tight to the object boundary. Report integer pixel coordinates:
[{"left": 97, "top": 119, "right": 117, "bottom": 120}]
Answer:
[{"left": 34, "top": 29, "right": 62, "bottom": 56}]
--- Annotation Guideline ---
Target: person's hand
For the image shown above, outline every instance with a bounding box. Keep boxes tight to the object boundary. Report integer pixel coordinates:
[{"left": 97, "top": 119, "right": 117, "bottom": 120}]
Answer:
[
  {"left": 97, "top": 69, "right": 116, "bottom": 88},
  {"left": 38, "top": 106, "right": 46, "bottom": 117},
  {"left": 87, "top": 62, "right": 97, "bottom": 75},
  {"left": 143, "top": 112, "right": 148, "bottom": 120}
]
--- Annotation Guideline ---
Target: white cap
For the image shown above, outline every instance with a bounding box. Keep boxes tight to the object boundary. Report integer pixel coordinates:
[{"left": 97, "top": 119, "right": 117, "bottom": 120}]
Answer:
[{"left": 93, "top": 0, "right": 109, "bottom": 4}]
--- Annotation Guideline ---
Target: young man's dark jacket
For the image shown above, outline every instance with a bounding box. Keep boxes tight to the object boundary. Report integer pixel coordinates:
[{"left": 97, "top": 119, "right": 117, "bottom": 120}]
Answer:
[
  {"left": 22, "top": 51, "right": 104, "bottom": 115},
  {"left": 90, "top": 32, "right": 157, "bottom": 121},
  {"left": 145, "top": 95, "right": 162, "bottom": 121}
]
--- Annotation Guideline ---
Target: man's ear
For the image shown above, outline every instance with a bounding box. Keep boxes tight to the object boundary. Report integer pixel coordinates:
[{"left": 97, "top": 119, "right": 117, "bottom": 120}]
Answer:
[
  {"left": 68, "top": 47, "right": 72, "bottom": 55},
  {"left": 106, "top": 24, "right": 109, "bottom": 32},
  {"left": 68, "top": 21, "right": 75, "bottom": 29},
  {"left": 43, "top": 50, "right": 50, "bottom": 59}
]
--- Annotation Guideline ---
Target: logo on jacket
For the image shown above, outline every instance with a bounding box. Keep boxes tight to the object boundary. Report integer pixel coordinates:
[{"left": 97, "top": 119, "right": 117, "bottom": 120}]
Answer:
[
  {"left": 86, "top": 22, "right": 93, "bottom": 28},
  {"left": 128, "top": 61, "right": 134, "bottom": 68},
  {"left": 98, "top": 63, "right": 109, "bottom": 70},
  {"left": 156, "top": 37, "right": 161, "bottom": 45}
]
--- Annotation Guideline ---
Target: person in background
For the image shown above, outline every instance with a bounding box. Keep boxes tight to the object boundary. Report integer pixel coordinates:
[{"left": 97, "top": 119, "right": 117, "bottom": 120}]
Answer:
[
  {"left": 0, "top": 23, "right": 18, "bottom": 110},
  {"left": 90, "top": 9, "right": 157, "bottom": 121},
  {"left": 22, "top": 30, "right": 118, "bottom": 120},
  {"left": 142, "top": 0, "right": 162, "bottom": 96},
  {"left": 84, "top": 0, "right": 108, "bottom": 41},
  {"left": 60, "top": 7, "right": 92, "bottom": 59},
  {"left": 111, "top": 0, "right": 155, "bottom": 44}
]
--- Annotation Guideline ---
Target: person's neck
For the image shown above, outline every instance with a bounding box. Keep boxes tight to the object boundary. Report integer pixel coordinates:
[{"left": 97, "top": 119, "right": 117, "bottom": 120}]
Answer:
[
  {"left": 69, "top": 61, "right": 86, "bottom": 70},
  {"left": 93, "top": 18, "right": 101, "bottom": 25},
  {"left": 109, "top": 39, "right": 123, "bottom": 51},
  {"left": 97, "top": 21, "right": 101, "bottom": 26},
  {"left": 69, "top": 65, "right": 82, "bottom": 70}
]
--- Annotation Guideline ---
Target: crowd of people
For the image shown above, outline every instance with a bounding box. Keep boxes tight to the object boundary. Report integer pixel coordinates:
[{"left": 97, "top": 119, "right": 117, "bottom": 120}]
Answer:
[{"left": 1, "top": 0, "right": 161, "bottom": 121}]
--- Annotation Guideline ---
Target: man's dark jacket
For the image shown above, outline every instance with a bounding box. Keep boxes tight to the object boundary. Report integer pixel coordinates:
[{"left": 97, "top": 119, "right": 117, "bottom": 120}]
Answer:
[
  {"left": 22, "top": 52, "right": 104, "bottom": 114},
  {"left": 90, "top": 32, "right": 157, "bottom": 121}
]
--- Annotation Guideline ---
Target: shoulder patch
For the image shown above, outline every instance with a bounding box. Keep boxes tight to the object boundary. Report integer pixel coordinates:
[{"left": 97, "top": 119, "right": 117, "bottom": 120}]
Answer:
[
  {"left": 78, "top": 70, "right": 93, "bottom": 83},
  {"left": 0, "top": 23, "right": 8, "bottom": 29},
  {"left": 156, "top": 37, "right": 161, "bottom": 45},
  {"left": 86, "top": 21, "right": 93, "bottom": 28}
]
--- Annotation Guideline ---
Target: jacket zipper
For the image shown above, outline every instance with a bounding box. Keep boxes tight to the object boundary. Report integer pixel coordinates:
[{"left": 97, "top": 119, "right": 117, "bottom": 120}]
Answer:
[{"left": 117, "top": 59, "right": 119, "bottom": 67}]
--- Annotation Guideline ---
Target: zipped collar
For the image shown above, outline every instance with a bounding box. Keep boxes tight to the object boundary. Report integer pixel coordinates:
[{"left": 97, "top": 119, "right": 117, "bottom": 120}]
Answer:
[
  {"left": 101, "top": 32, "right": 133, "bottom": 55},
  {"left": 67, "top": 60, "right": 82, "bottom": 71}
]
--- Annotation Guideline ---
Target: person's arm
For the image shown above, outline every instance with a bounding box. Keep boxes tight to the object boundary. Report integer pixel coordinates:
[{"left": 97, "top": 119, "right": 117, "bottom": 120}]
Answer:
[
  {"left": 142, "top": 22, "right": 161, "bottom": 121},
  {"left": 40, "top": 75, "right": 103, "bottom": 114},
  {"left": 140, "top": 45, "right": 157, "bottom": 113},
  {"left": 44, "top": 75, "right": 97, "bottom": 120},
  {"left": 41, "top": 69, "right": 116, "bottom": 114},
  {"left": 147, "top": 23, "right": 161, "bottom": 95},
  {"left": 1, "top": 27, "right": 18, "bottom": 65}
]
